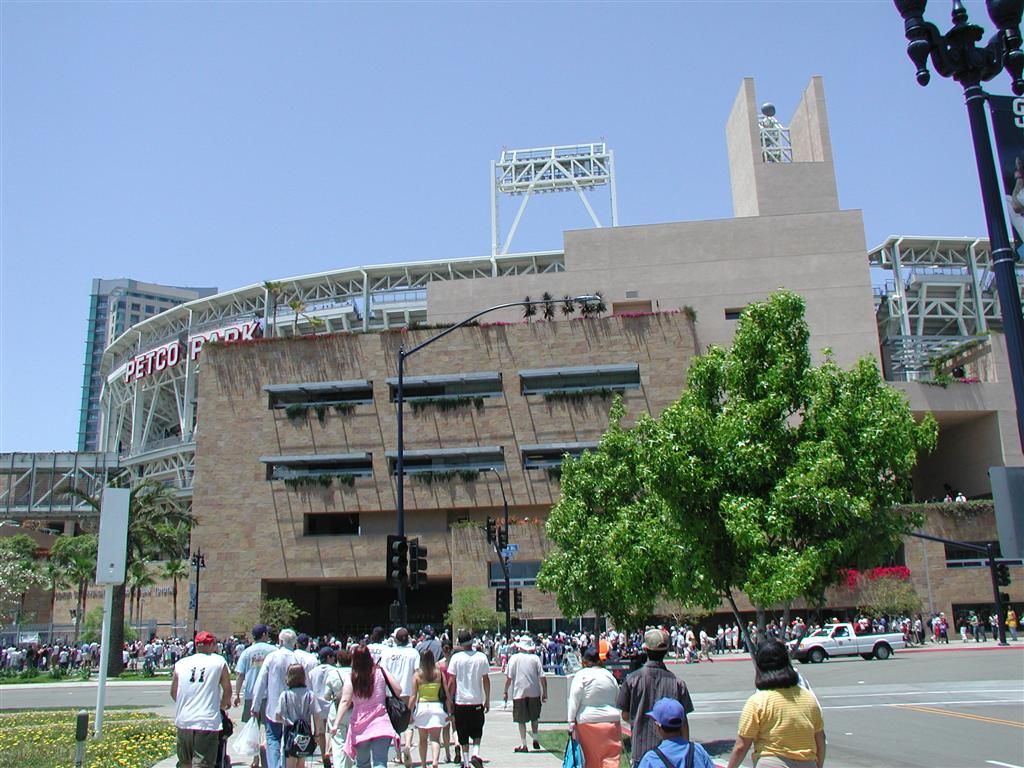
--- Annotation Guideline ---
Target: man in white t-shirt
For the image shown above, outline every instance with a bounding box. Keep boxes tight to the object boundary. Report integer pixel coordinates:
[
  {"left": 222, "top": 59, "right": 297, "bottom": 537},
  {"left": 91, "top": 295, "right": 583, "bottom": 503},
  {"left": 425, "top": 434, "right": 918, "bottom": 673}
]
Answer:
[
  {"left": 446, "top": 629, "right": 491, "bottom": 768},
  {"left": 294, "top": 633, "right": 319, "bottom": 675},
  {"left": 171, "top": 631, "right": 231, "bottom": 768},
  {"left": 503, "top": 636, "right": 547, "bottom": 752},
  {"left": 252, "top": 629, "right": 300, "bottom": 768},
  {"left": 379, "top": 627, "right": 421, "bottom": 764}
]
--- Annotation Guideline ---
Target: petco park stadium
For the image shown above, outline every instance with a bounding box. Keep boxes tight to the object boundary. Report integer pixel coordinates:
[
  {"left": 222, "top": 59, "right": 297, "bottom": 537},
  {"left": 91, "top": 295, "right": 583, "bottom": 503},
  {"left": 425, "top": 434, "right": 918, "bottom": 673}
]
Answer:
[{"left": 26, "top": 77, "right": 1019, "bottom": 632}]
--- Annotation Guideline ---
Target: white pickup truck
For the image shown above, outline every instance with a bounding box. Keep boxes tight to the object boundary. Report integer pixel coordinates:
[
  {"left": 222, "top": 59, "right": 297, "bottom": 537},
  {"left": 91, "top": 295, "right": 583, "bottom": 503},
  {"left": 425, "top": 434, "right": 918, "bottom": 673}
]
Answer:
[{"left": 790, "top": 622, "right": 905, "bottom": 663}]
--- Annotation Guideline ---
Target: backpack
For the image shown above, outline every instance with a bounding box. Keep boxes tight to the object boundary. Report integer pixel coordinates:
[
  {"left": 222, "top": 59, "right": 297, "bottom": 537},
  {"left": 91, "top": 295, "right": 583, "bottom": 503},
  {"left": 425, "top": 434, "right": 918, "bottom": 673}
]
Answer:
[
  {"left": 652, "top": 745, "right": 695, "bottom": 768},
  {"left": 284, "top": 717, "right": 315, "bottom": 757}
]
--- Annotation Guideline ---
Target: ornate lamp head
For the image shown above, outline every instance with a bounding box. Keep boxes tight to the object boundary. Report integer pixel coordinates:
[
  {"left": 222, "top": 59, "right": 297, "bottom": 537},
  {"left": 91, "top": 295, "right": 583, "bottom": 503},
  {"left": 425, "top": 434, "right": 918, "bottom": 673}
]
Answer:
[
  {"left": 988, "top": 0, "right": 1024, "bottom": 93},
  {"left": 895, "top": 0, "right": 935, "bottom": 85}
]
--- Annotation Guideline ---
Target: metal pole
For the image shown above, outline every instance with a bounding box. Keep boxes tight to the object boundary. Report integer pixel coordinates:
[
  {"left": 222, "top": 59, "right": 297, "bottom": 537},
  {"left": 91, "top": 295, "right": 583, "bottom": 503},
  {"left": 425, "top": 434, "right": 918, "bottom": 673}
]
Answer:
[
  {"left": 963, "top": 83, "right": 1024, "bottom": 450},
  {"left": 986, "top": 543, "right": 1010, "bottom": 645},
  {"left": 396, "top": 349, "right": 407, "bottom": 625},
  {"left": 192, "top": 549, "right": 201, "bottom": 641},
  {"left": 94, "top": 584, "right": 113, "bottom": 737},
  {"left": 74, "top": 710, "right": 88, "bottom": 767}
]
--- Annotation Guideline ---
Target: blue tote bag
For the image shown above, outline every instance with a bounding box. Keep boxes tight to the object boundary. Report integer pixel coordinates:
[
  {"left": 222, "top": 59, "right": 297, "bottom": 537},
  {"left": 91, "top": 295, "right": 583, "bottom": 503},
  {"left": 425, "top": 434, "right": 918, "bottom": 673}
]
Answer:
[{"left": 563, "top": 734, "right": 585, "bottom": 768}]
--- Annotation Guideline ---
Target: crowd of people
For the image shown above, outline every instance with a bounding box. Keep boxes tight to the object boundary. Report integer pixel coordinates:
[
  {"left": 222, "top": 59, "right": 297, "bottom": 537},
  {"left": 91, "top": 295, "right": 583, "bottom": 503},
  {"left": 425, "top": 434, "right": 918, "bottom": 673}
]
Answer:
[{"left": 167, "top": 622, "right": 835, "bottom": 768}]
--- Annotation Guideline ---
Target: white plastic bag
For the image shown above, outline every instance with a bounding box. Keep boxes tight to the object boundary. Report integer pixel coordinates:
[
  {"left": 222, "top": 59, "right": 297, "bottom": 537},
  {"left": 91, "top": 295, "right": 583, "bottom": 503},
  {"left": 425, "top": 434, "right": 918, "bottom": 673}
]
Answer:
[{"left": 232, "top": 716, "right": 261, "bottom": 755}]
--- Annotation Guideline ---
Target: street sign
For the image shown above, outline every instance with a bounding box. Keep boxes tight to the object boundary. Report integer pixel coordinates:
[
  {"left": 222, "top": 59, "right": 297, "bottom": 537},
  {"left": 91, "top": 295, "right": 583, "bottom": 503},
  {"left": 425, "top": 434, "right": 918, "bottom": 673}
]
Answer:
[{"left": 501, "top": 543, "right": 519, "bottom": 559}]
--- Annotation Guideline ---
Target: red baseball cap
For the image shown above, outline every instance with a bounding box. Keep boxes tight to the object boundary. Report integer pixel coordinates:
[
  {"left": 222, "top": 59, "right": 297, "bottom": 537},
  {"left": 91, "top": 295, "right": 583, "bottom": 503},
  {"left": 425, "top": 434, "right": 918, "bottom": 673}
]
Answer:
[{"left": 195, "top": 631, "right": 216, "bottom": 645}]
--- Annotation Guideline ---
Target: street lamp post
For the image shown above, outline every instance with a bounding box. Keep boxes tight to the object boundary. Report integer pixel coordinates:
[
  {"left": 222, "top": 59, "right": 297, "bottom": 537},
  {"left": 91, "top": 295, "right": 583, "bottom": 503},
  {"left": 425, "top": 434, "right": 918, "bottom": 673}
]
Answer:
[
  {"left": 190, "top": 548, "right": 205, "bottom": 641},
  {"left": 894, "top": 0, "right": 1024, "bottom": 450},
  {"left": 393, "top": 295, "right": 598, "bottom": 624}
]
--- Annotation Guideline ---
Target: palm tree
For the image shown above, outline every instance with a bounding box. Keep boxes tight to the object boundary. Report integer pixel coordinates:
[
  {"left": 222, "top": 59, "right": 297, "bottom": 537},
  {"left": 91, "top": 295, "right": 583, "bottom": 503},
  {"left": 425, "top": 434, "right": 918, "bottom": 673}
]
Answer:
[
  {"left": 161, "top": 558, "right": 189, "bottom": 637},
  {"left": 286, "top": 298, "right": 325, "bottom": 336},
  {"left": 72, "top": 481, "right": 194, "bottom": 675},
  {"left": 128, "top": 560, "right": 157, "bottom": 639},
  {"left": 522, "top": 296, "right": 536, "bottom": 320},
  {"left": 541, "top": 292, "right": 556, "bottom": 321},
  {"left": 50, "top": 535, "right": 97, "bottom": 645},
  {"left": 263, "top": 281, "right": 284, "bottom": 336},
  {"left": 42, "top": 554, "right": 70, "bottom": 645}
]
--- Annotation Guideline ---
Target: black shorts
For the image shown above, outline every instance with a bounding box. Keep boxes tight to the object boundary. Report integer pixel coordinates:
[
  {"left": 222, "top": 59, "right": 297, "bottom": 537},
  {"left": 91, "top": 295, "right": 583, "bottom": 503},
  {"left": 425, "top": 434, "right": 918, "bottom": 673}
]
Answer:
[{"left": 453, "top": 704, "right": 485, "bottom": 743}]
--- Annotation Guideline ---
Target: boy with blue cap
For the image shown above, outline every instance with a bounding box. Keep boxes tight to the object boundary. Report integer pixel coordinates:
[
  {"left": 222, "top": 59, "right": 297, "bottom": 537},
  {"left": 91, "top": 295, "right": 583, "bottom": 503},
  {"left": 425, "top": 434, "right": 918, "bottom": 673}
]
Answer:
[{"left": 635, "top": 698, "right": 714, "bottom": 768}]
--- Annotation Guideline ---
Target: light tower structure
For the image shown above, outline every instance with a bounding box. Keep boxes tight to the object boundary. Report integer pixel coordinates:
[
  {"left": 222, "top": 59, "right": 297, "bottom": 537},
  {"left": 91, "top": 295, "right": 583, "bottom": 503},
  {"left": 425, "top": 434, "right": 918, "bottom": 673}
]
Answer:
[{"left": 490, "top": 142, "right": 618, "bottom": 266}]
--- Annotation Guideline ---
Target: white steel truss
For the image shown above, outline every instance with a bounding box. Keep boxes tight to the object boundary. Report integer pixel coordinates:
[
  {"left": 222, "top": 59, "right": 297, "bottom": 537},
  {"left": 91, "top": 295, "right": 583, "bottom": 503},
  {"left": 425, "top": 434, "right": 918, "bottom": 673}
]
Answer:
[
  {"left": 0, "top": 452, "right": 124, "bottom": 521},
  {"left": 758, "top": 112, "right": 793, "bottom": 163},
  {"left": 98, "top": 250, "right": 567, "bottom": 499},
  {"left": 491, "top": 143, "right": 618, "bottom": 259},
  {"left": 869, "top": 235, "right": 1024, "bottom": 377}
]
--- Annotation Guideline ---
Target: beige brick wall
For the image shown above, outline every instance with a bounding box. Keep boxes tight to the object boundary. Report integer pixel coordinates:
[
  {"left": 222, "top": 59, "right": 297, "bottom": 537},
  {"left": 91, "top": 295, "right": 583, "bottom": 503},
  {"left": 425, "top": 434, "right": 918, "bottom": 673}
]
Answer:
[{"left": 192, "top": 312, "right": 695, "bottom": 636}]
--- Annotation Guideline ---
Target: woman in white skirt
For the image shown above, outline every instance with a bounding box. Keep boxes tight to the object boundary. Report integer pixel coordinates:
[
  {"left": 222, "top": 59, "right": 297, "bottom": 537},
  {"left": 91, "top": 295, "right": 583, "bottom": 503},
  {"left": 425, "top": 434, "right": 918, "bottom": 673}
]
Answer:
[{"left": 408, "top": 650, "right": 447, "bottom": 768}]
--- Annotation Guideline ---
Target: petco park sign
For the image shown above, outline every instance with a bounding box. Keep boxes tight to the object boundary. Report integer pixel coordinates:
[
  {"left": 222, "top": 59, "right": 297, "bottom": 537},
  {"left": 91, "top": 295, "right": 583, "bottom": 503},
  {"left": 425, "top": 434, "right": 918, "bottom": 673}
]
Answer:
[{"left": 124, "top": 319, "right": 262, "bottom": 383}]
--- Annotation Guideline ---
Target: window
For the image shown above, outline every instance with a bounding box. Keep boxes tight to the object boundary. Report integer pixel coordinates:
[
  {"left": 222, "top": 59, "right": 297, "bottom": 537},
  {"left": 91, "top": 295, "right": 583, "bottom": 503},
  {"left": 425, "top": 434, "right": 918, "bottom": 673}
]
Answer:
[
  {"left": 944, "top": 540, "right": 1023, "bottom": 568},
  {"left": 145, "top": 305, "right": 156, "bottom": 314},
  {"left": 261, "top": 452, "right": 373, "bottom": 481},
  {"left": 611, "top": 300, "right": 653, "bottom": 314},
  {"left": 724, "top": 308, "right": 745, "bottom": 321},
  {"left": 386, "top": 446, "right": 504, "bottom": 475},
  {"left": 488, "top": 560, "right": 541, "bottom": 587},
  {"left": 521, "top": 442, "right": 599, "bottom": 469},
  {"left": 305, "top": 513, "right": 360, "bottom": 536},
  {"left": 519, "top": 364, "right": 641, "bottom": 395},
  {"left": 265, "top": 379, "right": 374, "bottom": 409},
  {"left": 833, "top": 626, "right": 849, "bottom": 638},
  {"left": 386, "top": 372, "right": 502, "bottom": 403}
]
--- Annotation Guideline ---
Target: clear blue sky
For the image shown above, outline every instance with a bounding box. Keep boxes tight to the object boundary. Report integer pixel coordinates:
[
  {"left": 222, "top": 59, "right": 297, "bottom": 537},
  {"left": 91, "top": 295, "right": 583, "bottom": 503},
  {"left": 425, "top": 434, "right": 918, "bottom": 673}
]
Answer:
[{"left": 0, "top": 1, "right": 1000, "bottom": 451}]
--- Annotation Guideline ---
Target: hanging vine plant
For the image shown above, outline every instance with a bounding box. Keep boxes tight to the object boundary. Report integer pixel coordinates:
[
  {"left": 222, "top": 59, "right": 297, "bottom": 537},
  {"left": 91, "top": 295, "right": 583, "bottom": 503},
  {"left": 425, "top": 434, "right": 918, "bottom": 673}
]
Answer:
[
  {"left": 543, "top": 387, "right": 617, "bottom": 403},
  {"left": 412, "top": 469, "right": 481, "bottom": 485},
  {"left": 409, "top": 396, "right": 485, "bottom": 413}
]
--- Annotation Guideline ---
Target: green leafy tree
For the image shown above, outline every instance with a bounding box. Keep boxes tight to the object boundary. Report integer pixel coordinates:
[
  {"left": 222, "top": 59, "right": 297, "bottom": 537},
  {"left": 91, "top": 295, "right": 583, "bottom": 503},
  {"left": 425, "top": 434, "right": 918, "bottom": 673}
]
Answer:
[
  {"left": 161, "top": 559, "right": 189, "bottom": 636},
  {"left": 259, "top": 597, "right": 308, "bottom": 631},
  {"left": 854, "top": 574, "right": 922, "bottom": 618},
  {"left": 540, "top": 290, "right": 937, "bottom": 634},
  {"left": 444, "top": 587, "right": 503, "bottom": 633},
  {"left": 72, "top": 481, "right": 195, "bottom": 675},
  {"left": 0, "top": 549, "right": 44, "bottom": 625},
  {"left": 80, "top": 605, "right": 137, "bottom": 645},
  {"left": 0, "top": 533, "right": 37, "bottom": 565}
]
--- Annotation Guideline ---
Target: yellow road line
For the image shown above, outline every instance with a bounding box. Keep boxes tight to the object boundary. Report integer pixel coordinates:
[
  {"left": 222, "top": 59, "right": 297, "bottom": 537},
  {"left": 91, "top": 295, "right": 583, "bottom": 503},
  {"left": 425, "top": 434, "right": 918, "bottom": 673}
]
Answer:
[{"left": 894, "top": 703, "right": 1024, "bottom": 728}]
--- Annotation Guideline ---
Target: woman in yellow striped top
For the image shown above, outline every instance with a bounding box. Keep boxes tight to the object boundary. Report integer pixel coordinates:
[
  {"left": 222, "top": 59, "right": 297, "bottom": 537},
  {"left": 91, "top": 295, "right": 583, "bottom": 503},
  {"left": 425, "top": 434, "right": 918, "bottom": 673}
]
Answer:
[{"left": 725, "top": 639, "right": 826, "bottom": 768}]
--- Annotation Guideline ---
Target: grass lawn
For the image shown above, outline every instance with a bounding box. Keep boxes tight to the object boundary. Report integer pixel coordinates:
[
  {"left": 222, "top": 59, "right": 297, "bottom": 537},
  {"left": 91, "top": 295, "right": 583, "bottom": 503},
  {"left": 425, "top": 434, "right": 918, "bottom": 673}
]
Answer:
[
  {"left": 0, "top": 709, "right": 175, "bottom": 768},
  {"left": 535, "top": 729, "right": 631, "bottom": 768}
]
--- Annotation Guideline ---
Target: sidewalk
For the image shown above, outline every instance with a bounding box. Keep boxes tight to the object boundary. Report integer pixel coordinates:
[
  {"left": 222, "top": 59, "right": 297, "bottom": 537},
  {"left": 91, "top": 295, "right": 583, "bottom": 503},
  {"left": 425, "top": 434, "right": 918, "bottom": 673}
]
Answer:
[{"left": 153, "top": 703, "right": 563, "bottom": 768}]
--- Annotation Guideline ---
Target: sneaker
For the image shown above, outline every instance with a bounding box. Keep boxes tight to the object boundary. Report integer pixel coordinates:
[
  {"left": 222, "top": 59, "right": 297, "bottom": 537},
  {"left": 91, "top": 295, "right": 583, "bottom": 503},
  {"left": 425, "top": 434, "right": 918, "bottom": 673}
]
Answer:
[{"left": 471, "top": 757, "right": 484, "bottom": 768}]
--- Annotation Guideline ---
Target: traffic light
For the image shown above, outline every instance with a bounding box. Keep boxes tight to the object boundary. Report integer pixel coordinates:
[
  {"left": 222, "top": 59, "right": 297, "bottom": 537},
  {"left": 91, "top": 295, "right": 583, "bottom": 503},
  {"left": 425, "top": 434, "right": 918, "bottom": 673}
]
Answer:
[
  {"left": 496, "top": 588, "right": 509, "bottom": 612},
  {"left": 497, "top": 525, "right": 508, "bottom": 550},
  {"left": 386, "top": 534, "right": 408, "bottom": 586},
  {"left": 514, "top": 588, "right": 523, "bottom": 611},
  {"left": 409, "top": 538, "right": 428, "bottom": 589},
  {"left": 997, "top": 562, "right": 1012, "bottom": 587},
  {"left": 485, "top": 517, "right": 497, "bottom": 545}
]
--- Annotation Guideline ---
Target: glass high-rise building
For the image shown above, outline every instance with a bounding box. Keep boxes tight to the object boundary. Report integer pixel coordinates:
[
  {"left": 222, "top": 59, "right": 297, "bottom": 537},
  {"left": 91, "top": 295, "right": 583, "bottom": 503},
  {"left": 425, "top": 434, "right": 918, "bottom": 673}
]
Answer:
[{"left": 78, "top": 279, "right": 217, "bottom": 451}]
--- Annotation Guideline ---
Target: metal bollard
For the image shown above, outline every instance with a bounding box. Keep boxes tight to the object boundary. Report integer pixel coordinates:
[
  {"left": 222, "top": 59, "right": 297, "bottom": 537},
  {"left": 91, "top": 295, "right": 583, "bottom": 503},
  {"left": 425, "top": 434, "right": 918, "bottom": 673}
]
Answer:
[{"left": 74, "top": 709, "right": 89, "bottom": 767}]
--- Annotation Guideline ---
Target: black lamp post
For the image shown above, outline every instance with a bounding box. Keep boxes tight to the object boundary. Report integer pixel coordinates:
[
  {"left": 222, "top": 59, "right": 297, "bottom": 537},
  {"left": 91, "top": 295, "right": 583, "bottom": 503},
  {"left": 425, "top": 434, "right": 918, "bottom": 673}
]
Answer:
[
  {"left": 484, "top": 467, "right": 513, "bottom": 637},
  {"left": 894, "top": 0, "right": 1024, "bottom": 450},
  {"left": 190, "top": 548, "right": 205, "bottom": 641},
  {"left": 393, "top": 294, "right": 598, "bottom": 624}
]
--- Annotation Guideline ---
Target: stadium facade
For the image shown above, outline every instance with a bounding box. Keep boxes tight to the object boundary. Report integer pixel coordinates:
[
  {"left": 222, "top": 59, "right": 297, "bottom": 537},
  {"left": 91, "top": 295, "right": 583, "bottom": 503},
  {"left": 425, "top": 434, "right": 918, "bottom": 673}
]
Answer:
[
  {"left": 78, "top": 279, "right": 217, "bottom": 451},
  {"left": 3, "top": 77, "right": 1023, "bottom": 637}
]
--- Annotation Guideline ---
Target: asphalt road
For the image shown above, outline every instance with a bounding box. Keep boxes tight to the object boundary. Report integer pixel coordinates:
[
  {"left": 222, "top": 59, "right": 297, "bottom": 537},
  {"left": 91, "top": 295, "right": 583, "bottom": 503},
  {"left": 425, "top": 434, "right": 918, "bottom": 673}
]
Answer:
[{"left": 2, "top": 646, "right": 1021, "bottom": 768}]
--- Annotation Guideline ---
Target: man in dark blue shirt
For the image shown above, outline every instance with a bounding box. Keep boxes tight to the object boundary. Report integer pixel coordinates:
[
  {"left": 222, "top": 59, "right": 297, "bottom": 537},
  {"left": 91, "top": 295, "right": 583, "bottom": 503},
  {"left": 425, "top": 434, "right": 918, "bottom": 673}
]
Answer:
[{"left": 635, "top": 699, "right": 714, "bottom": 768}]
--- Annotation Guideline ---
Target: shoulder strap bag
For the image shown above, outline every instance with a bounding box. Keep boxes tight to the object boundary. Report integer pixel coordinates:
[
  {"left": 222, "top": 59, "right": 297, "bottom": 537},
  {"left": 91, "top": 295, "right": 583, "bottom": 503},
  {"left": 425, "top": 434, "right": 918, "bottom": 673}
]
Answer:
[{"left": 381, "top": 667, "right": 411, "bottom": 733}]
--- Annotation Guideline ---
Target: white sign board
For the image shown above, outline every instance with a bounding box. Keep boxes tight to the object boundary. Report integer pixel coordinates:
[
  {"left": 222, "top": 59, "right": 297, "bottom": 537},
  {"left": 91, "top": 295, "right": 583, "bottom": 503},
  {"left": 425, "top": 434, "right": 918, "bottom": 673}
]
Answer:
[{"left": 95, "top": 488, "right": 129, "bottom": 585}]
